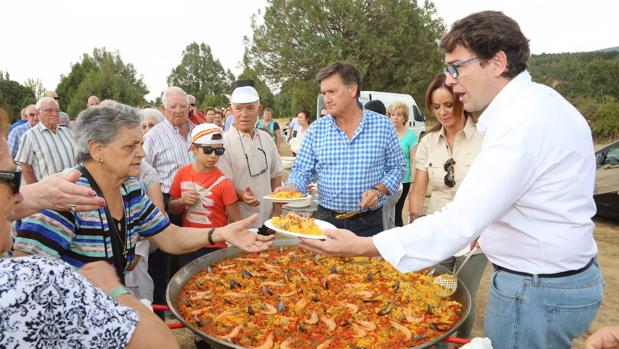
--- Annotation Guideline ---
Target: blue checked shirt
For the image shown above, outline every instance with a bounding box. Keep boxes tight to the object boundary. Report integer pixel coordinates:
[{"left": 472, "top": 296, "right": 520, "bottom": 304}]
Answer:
[{"left": 288, "top": 109, "right": 406, "bottom": 212}]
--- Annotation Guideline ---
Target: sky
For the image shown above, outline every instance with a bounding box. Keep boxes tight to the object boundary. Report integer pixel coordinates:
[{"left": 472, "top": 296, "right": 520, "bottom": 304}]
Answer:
[{"left": 1, "top": 0, "right": 617, "bottom": 101}]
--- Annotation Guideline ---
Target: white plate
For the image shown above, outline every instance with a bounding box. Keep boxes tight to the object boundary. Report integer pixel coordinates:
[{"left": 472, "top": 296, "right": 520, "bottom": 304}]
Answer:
[
  {"left": 263, "top": 194, "right": 311, "bottom": 203},
  {"left": 264, "top": 218, "right": 335, "bottom": 240}
]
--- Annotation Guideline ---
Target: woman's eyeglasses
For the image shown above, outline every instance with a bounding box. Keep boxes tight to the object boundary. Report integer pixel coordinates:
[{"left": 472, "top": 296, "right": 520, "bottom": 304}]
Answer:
[
  {"left": 194, "top": 145, "right": 225, "bottom": 156},
  {"left": 443, "top": 158, "right": 456, "bottom": 188},
  {"left": 0, "top": 170, "right": 21, "bottom": 194}
]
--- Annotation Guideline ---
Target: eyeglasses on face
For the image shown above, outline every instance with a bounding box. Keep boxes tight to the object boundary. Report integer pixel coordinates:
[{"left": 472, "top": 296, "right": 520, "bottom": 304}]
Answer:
[
  {"left": 194, "top": 144, "right": 226, "bottom": 156},
  {"left": 0, "top": 170, "right": 21, "bottom": 194},
  {"left": 443, "top": 56, "right": 479, "bottom": 80},
  {"left": 40, "top": 108, "right": 60, "bottom": 113},
  {"left": 443, "top": 158, "right": 456, "bottom": 188}
]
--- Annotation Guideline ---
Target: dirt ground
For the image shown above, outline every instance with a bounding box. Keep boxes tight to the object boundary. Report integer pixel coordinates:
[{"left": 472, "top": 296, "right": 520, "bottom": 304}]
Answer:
[{"left": 172, "top": 141, "right": 618, "bottom": 348}]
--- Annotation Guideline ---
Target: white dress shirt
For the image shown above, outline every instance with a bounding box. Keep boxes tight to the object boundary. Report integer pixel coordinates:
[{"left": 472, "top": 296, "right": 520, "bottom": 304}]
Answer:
[{"left": 374, "top": 71, "right": 597, "bottom": 274}]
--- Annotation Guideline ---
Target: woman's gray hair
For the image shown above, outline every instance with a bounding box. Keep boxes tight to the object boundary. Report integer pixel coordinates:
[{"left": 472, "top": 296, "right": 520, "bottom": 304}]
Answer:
[
  {"left": 140, "top": 108, "right": 165, "bottom": 123},
  {"left": 73, "top": 100, "right": 141, "bottom": 162}
]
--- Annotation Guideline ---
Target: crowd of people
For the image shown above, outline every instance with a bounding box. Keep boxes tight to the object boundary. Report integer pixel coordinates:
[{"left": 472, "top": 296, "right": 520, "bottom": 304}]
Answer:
[{"left": 0, "top": 10, "right": 617, "bottom": 349}]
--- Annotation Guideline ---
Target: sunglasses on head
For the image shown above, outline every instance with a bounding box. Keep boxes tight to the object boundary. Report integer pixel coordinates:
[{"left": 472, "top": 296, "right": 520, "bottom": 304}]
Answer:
[
  {"left": 0, "top": 170, "right": 21, "bottom": 194},
  {"left": 194, "top": 144, "right": 225, "bottom": 155},
  {"left": 443, "top": 158, "right": 456, "bottom": 188}
]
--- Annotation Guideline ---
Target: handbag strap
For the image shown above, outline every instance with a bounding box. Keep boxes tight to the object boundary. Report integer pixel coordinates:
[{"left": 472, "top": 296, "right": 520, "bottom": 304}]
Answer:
[{"left": 78, "top": 164, "right": 128, "bottom": 282}]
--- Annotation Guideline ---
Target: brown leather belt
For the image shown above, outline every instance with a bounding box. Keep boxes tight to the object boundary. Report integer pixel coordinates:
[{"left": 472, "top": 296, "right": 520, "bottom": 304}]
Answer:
[{"left": 317, "top": 205, "right": 380, "bottom": 219}]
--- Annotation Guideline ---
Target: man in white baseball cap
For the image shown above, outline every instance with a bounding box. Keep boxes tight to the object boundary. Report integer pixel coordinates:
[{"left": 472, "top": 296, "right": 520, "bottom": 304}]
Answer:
[{"left": 217, "top": 81, "right": 284, "bottom": 229}]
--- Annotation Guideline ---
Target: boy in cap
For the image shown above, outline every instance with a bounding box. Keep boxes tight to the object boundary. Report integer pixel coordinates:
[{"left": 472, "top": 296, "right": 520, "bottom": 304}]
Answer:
[{"left": 168, "top": 123, "right": 240, "bottom": 267}]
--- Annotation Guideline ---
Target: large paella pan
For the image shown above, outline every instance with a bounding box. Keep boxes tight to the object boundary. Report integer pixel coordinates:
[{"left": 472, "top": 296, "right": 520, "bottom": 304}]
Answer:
[{"left": 167, "top": 239, "right": 471, "bottom": 348}]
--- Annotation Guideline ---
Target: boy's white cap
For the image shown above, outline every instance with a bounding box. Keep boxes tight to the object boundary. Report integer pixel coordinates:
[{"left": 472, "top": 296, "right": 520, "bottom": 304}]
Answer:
[
  {"left": 189, "top": 123, "right": 224, "bottom": 149},
  {"left": 230, "top": 86, "right": 259, "bottom": 104}
]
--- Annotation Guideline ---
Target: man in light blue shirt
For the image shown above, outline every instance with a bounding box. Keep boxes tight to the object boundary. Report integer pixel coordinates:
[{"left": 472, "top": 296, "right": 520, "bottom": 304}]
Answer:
[
  {"left": 7, "top": 104, "right": 37, "bottom": 158},
  {"left": 282, "top": 62, "right": 405, "bottom": 237}
]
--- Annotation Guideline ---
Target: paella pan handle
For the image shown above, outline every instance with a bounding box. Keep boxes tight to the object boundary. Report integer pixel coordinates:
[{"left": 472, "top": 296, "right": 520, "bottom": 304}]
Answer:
[
  {"left": 444, "top": 337, "right": 471, "bottom": 344},
  {"left": 152, "top": 304, "right": 186, "bottom": 329},
  {"left": 152, "top": 304, "right": 170, "bottom": 311}
]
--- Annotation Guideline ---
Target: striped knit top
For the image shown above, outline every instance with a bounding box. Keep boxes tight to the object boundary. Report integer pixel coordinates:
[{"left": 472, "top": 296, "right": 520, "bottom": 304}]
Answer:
[{"left": 14, "top": 176, "right": 170, "bottom": 272}]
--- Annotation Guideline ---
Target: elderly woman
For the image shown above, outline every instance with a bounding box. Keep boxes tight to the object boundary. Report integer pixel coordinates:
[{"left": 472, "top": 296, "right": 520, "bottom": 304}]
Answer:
[
  {"left": 140, "top": 108, "right": 164, "bottom": 134},
  {"left": 13, "top": 101, "right": 273, "bottom": 280},
  {"left": 387, "top": 101, "right": 418, "bottom": 227},
  {"left": 0, "top": 137, "right": 178, "bottom": 348}
]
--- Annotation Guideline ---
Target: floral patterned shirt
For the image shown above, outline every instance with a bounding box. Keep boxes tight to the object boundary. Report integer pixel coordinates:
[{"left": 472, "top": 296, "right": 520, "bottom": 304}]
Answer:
[{"left": 0, "top": 255, "right": 139, "bottom": 348}]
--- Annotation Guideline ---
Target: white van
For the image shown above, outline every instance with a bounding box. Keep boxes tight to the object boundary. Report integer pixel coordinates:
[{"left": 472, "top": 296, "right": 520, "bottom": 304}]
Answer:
[{"left": 316, "top": 91, "right": 426, "bottom": 136}]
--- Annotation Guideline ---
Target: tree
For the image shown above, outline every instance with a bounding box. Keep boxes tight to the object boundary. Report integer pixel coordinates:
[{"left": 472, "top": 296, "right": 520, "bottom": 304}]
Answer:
[
  {"left": 0, "top": 71, "right": 36, "bottom": 121},
  {"left": 167, "top": 42, "right": 232, "bottom": 107},
  {"left": 57, "top": 48, "right": 148, "bottom": 117},
  {"left": 246, "top": 0, "right": 446, "bottom": 102},
  {"left": 24, "top": 78, "right": 46, "bottom": 100}
]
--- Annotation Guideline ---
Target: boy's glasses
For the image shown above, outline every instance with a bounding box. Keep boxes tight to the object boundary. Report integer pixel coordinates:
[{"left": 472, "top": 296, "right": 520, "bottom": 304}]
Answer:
[
  {"left": 0, "top": 170, "right": 21, "bottom": 193},
  {"left": 444, "top": 158, "right": 456, "bottom": 188},
  {"left": 194, "top": 145, "right": 225, "bottom": 155}
]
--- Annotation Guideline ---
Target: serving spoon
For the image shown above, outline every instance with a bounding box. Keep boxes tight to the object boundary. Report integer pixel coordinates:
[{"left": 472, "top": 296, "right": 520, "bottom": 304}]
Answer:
[{"left": 433, "top": 243, "right": 478, "bottom": 297}]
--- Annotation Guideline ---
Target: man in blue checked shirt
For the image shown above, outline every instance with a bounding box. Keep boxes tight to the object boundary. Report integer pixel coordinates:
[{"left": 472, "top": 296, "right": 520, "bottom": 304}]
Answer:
[{"left": 280, "top": 62, "right": 406, "bottom": 237}]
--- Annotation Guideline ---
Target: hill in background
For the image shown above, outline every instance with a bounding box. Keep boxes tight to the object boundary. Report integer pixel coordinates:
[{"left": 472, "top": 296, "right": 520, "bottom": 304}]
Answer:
[{"left": 529, "top": 51, "right": 619, "bottom": 140}]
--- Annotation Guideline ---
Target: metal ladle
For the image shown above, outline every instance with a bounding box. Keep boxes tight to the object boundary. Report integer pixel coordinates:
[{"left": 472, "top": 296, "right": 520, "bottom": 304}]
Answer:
[{"left": 433, "top": 244, "right": 477, "bottom": 297}]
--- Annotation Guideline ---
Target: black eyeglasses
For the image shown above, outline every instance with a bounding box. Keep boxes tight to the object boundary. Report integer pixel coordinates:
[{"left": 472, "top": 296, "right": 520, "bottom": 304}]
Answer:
[
  {"left": 443, "top": 158, "right": 456, "bottom": 188},
  {"left": 0, "top": 170, "right": 21, "bottom": 194},
  {"left": 237, "top": 130, "right": 268, "bottom": 177},
  {"left": 443, "top": 56, "right": 479, "bottom": 79},
  {"left": 194, "top": 145, "right": 225, "bottom": 155}
]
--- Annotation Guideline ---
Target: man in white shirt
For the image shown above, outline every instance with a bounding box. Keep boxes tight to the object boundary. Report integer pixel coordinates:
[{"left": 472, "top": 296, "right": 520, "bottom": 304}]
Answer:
[{"left": 300, "top": 11, "right": 602, "bottom": 349}]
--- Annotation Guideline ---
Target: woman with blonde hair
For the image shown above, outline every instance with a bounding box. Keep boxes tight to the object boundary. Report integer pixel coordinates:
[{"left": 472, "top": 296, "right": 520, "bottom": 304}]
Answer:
[{"left": 387, "top": 101, "right": 417, "bottom": 227}]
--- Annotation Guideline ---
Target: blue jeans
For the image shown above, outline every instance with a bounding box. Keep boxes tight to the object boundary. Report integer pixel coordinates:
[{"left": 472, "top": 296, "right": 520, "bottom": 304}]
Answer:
[
  {"left": 315, "top": 206, "right": 383, "bottom": 237},
  {"left": 484, "top": 260, "right": 603, "bottom": 349}
]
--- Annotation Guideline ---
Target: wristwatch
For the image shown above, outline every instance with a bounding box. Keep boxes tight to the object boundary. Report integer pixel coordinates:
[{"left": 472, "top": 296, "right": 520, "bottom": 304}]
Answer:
[
  {"left": 109, "top": 286, "right": 132, "bottom": 301},
  {"left": 371, "top": 186, "right": 383, "bottom": 199}
]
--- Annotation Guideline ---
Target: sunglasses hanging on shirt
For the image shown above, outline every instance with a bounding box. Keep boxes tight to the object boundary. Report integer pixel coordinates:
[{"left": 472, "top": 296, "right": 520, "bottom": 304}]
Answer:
[{"left": 443, "top": 158, "right": 456, "bottom": 188}]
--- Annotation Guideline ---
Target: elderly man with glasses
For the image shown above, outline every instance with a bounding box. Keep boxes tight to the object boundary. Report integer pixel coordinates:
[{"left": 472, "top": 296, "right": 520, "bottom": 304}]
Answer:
[
  {"left": 217, "top": 81, "right": 284, "bottom": 229},
  {"left": 7, "top": 104, "right": 37, "bottom": 158},
  {"left": 15, "top": 97, "right": 77, "bottom": 184},
  {"left": 143, "top": 86, "right": 196, "bottom": 317}
]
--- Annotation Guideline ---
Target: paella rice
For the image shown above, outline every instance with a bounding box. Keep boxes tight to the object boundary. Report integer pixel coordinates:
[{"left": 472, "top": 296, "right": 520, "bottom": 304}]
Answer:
[{"left": 178, "top": 247, "right": 463, "bottom": 348}]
